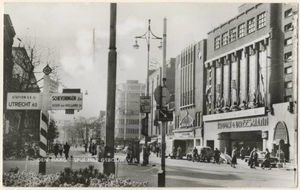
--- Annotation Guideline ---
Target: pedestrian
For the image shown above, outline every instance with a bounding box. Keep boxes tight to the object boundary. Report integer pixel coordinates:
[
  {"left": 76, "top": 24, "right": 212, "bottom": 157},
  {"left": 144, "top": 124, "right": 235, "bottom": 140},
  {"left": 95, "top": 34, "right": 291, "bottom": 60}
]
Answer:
[
  {"left": 240, "top": 147, "right": 245, "bottom": 160},
  {"left": 246, "top": 147, "right": 251, "bottom": 156},
  {"left": 58, "top": 144, "right": 63, "bottom": 157},
  {"left": 249, "top": 147, "right": 256, "bottom": 168},
  {"left": 200, "top": 147, "right": 206, "bottom": 161},
  {"left": 126, "top": 143, "right": 133, "bottom": 163},
  {"left": 177, "top": 146, "right": 182, "bottom": 159},
  {"left": 214, "top": 148, "right": 221, "bottom": 164},
  {"left": 261, "top": 148, "right": 272, "bottom": 170},
  {"left": 250, "top": 148, "right": 258, "bottom": 168},
  {"left": 231, "top": 147, "right": 237, "bottom": 168},
  {"left": 64, "top": 142, "right": 70, "bottom": 160},
  {"left": 92, "top": 143, "right": 96, "bottom": 156},
  {"left": 156, "top": 145, "right": 160, "bottom": 157},
  {"left": 53, "top": 143, "right": 59, "bottom": 158},
  {"left": 172, "top": 146, "right": 176, "bottom": 159}
]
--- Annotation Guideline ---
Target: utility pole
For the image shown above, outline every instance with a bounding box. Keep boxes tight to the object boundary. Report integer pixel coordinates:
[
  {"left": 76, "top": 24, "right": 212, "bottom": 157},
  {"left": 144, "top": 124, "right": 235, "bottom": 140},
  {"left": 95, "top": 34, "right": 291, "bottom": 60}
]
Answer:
[
  {"left": 103, "top": 3, "right": 117, "bottom": 175},
  {"left": 158, "top": 18, "right": 167, "bottom": 187}
]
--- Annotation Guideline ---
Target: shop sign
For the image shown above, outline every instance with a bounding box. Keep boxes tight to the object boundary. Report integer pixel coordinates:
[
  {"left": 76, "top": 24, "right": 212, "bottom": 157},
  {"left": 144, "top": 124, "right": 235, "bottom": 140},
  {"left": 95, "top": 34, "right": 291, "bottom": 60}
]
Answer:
[
  {"left": 174, "top": 131, "right": 194, "bottom": 138},
  {"left": 217, "top": 117, "right": 268, "bottom": 130}
]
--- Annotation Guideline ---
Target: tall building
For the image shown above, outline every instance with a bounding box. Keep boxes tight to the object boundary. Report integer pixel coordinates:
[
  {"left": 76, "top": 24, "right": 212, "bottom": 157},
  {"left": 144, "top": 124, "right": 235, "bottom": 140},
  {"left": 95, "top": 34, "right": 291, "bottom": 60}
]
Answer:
[
  {"left": 173, "top": 40, "right": 207, "bottom": 153},
  {"left": 115, "top": 80, "right": 145, "bottom": 145},
  {"left": 201, "top": 3, "right": 297, "bottom": 163}
]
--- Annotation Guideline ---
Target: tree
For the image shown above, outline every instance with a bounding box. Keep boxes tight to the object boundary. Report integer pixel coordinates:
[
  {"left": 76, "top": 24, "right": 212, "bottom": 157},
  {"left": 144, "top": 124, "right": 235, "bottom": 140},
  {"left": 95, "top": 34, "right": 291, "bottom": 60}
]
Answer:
[{"left": 48, "top": 119, "right": 59, "bottom": 145}]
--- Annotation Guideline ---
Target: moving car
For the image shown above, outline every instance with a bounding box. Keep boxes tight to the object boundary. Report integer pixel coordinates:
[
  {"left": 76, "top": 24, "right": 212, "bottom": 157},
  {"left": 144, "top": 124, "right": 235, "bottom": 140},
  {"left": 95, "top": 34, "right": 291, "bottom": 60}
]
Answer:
[
  {"left": 244, "top": 151, "right": 279, "bottom": 167},
  {"left": 186, "top": 146, "right": 214, "bottom": 162}
]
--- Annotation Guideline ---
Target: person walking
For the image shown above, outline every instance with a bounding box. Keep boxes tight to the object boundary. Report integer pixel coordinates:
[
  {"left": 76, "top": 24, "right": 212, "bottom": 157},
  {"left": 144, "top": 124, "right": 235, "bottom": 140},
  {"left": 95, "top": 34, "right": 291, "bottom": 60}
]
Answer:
[
  {"left": 64, "top": 142, "right": 70, "bottom": 160},
  {"left": 231, "top": 147, "right": 237, "bottom": 168},
  {"left": 53, "top": 143, "right": 59, "bottom": 158},
  {"left": 126, "top": 143, "right": 133, "bottom": 163},
  {"left": 261, "top": 148, "right": 272, "bottom": 170},
  {"left": 58, "top": 144, "right": 63, "bottom": 157},
  {"left": 250, "top": 148, "right": 258, "bottom": 168},
  {"left": 246, "top": 147, "right": 251, "bottom": 156},
  {"left": 177, "top": 146, "right": 182, "bottom": 159},
  {"left": 214, "top": 148, "right": 221, "bottom": 164},
  {"left": 240, "top": 147, "right": 245, "bottom": 160},
  {"left": 156, "top": 145, "right": 160, "bottom": 157},
  {"left": 249, "top": 147, "right": 256, "bottom": 168}
]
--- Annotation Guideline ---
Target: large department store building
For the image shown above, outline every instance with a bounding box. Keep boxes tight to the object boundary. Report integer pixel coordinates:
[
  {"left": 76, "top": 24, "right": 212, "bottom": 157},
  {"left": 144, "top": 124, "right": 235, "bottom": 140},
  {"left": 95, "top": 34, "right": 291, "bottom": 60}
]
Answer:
[{"left": 202, "top": 3, "right": 297, "bottom": 162}]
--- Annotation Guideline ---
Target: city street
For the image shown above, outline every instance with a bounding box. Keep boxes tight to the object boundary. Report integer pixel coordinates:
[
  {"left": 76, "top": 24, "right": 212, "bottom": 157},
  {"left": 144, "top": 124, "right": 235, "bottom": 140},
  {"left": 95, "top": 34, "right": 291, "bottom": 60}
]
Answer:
[{"left": 3, "top": 147, "right": 296, "bottom": 188}]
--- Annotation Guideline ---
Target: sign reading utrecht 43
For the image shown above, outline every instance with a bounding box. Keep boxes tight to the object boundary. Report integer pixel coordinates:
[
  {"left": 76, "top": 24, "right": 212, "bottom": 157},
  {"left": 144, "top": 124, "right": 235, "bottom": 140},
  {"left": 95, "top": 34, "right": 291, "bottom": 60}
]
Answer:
[
  {"left": 7, "top": 93, "right": 41, "bottom": 110},
  {"left": 49, "top": 93, "right": 83, "bottom": 110}
]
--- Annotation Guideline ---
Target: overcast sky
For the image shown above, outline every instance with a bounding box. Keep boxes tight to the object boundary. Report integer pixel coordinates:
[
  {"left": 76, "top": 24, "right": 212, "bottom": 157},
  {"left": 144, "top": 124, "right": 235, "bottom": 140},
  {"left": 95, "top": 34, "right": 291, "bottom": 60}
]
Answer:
[{"left": 4, "top": 2, "right": 242, "bottom": 121}]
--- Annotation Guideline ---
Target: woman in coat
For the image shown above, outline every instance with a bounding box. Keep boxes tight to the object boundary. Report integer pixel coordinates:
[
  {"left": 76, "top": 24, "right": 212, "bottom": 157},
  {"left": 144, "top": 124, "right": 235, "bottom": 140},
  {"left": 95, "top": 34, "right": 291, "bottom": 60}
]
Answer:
[{"left": 231, "top": 147, "right": 237, "bottom": 168}]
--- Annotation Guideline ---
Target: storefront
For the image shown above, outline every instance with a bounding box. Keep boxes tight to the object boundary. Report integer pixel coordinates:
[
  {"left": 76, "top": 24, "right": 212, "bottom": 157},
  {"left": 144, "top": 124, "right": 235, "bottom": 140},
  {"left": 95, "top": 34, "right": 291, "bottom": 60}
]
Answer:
[{"left": 203, "top": 103, "right": 296, "bottom": 162}]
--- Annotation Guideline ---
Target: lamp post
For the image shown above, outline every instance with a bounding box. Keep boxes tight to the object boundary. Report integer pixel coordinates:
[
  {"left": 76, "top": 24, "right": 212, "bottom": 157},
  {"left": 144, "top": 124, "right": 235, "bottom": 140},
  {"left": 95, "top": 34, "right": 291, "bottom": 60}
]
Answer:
[{"left": 134, "top": 19, "right": 162, "bottom": 166}]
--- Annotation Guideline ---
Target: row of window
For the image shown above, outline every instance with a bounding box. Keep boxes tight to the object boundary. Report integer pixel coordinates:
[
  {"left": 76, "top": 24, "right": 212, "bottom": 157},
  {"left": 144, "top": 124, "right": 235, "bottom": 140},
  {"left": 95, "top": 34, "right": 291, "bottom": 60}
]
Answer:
[
  {"left": 116, "top": 119, "right": 140, "bottom": 125},
  {"left": 214, "top": 12, "right": 266, "bottom": 50},
  {"left": 118, "top": 128, "right": 139, "bottom": 134}
]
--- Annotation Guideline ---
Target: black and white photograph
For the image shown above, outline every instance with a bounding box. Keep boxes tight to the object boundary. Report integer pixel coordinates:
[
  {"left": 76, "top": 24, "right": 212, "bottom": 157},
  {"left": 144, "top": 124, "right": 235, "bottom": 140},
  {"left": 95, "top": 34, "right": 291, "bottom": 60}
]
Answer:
[{"left": 2, "top": 1, "right": 298, "bottom": 188}]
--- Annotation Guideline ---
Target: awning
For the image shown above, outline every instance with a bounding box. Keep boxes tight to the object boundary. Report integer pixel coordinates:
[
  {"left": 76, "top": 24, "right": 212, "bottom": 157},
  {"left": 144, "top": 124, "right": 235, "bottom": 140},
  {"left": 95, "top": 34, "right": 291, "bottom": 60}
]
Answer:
[{"left": 173, "top": 128, "right": 193, "bottom": 133}]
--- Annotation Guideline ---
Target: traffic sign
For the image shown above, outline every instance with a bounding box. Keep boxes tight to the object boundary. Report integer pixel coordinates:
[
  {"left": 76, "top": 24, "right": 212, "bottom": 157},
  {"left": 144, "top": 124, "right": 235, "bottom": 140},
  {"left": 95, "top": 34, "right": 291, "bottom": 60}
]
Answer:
[
  {"left": 140, "top": 96, "right": 151, "bottom": 113},
  {"left": 49, "top": 93, "right": 83, "bottom": 110},
  {"left": 7, "top": 93, "right": 41, "bottom": 110},
  {"left": 156, "top": 109, "right": 173, "bottom": 122},
  {"left": 154, "top": 86, "right": 170, "bottom": 106}
]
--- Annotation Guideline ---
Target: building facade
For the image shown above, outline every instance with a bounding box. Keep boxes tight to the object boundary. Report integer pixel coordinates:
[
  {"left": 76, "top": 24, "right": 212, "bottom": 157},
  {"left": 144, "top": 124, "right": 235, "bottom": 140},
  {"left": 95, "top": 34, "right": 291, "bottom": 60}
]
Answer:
[
  {"left": 115, "top": 80, "right": 145, "bottom": 145},
  {"left": 173, "top": 40, "right": 207, "bottom": 153},
  {"left": 202, "top": 3, "right": 297, "bottom": 163}
]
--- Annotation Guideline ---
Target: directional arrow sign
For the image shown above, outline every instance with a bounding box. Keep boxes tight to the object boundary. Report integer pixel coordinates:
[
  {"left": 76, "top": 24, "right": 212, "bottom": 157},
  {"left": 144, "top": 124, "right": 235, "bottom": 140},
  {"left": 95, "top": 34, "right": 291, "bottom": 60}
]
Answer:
[
  {"left": 49, "top": 93, "right": 83, "bottom": 110},
  {"left": 7, "top": 93, "right": 41, "bottom": 110}
]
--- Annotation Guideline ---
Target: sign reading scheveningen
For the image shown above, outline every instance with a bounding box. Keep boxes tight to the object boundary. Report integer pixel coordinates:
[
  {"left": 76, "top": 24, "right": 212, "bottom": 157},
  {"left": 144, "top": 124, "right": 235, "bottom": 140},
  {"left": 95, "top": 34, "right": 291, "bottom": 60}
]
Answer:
[
  {"left": 50, "top": 93, "right": 83, "bottom": 110},
  {"left": 217, "top": 117, "right": 268, "bottom": 129}
]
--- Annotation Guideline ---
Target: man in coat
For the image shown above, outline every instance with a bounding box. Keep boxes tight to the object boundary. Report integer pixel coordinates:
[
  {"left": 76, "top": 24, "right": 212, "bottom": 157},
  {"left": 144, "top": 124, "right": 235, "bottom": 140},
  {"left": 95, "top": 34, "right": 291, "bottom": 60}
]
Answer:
[{"left": 64, "top": 142, "right": 70, "bottom": 160}]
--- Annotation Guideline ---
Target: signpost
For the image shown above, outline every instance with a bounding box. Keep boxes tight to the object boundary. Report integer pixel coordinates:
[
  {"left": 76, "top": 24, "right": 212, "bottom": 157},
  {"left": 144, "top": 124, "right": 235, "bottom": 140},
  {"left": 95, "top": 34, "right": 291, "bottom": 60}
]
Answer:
[
  {"left": 7, "top": 93, "right": 41, "bottom": 110},
  {"left": 6, "top": 65, "right": 83, "bottom": 174}
]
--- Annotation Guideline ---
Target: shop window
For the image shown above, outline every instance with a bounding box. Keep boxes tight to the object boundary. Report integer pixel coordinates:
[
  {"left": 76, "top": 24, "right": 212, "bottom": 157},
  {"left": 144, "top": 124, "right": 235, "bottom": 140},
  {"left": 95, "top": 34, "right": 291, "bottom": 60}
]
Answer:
[
  {"left": 284, "top": 8, "right": 293, "bottom": 18},
  {"left": 238, "top": 23, "right": 245, "bottom": 38},
  {"left": 247, "top": 18, "right": 256, "bottom": 34},
  {"left": 229, "top": 28, "right": 236, "bottom": 42},
  {"left": 284, "top": 52, "right": 292, "bottom": 61},
  {"left": 214, "top": 36, "right": 221, "bottom": 49},
  {"left": 284, "top": 67, "right": 292, "bottom": 74},
  {"left": 284, "top": 38, "right": 292, "bottom": 46},
  {"left": 222, "top": 32, "right": 228, "bottom": 46},
  {"left": 284, "top": 81, "right": 292, "bottom": 88},
  {"left": 257, "top": 12, "right": 266, "bottom": 29},
  {"left": 284, "top": 23, "right": 293, "bottom": 32}
]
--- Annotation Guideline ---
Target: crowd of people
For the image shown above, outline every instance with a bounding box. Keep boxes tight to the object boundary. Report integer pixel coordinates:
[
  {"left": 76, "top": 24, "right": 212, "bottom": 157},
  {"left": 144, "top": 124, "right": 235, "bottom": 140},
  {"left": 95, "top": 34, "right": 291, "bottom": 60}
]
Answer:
[{"left": 53, "top": 142, "right": 70, "bottom": 159}]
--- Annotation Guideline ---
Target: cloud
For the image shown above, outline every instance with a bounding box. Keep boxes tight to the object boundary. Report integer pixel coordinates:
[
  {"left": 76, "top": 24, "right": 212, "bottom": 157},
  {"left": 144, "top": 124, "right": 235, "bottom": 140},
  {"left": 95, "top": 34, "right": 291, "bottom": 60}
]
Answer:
[
  {"left": 118, "top": 17, "right": 146, "bottom": 36},
  {"left": 119, "top": 54, "right": 135, "bottom": 69}
]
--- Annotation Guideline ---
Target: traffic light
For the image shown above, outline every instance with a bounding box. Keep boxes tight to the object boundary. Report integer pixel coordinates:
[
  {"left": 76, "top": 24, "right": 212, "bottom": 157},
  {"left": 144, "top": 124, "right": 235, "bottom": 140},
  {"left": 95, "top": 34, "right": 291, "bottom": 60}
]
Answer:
[{"left": 141, "top": 117, "right": 148, "bottom": 136}]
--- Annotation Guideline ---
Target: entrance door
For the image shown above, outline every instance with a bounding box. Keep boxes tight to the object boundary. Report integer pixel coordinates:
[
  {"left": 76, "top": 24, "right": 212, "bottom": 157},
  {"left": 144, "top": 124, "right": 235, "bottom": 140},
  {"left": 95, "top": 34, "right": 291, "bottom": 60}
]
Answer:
[{"left": 206, "top": 140, "right": 214, "bottom": 150}]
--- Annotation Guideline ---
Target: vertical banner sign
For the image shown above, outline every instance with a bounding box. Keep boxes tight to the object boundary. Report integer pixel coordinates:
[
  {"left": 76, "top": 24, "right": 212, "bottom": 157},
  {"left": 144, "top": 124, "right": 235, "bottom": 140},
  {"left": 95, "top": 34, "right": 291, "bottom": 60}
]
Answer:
[{"left": 140, "top": 96, "right": 151, "bottom": 113}]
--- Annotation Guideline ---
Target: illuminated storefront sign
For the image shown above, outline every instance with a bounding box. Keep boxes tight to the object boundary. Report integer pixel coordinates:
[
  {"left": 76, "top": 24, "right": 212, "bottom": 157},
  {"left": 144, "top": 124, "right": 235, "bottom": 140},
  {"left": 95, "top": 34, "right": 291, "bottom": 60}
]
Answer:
[{"left": 217, "top": 117, "right": 268, "bottom": 129}]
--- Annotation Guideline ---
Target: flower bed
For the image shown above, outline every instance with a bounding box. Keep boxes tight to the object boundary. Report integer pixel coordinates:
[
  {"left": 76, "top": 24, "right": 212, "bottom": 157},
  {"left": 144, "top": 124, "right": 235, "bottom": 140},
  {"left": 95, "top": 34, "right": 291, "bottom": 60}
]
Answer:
[{"left": 3, "top": 165, "right": 148, "bottom": 187}]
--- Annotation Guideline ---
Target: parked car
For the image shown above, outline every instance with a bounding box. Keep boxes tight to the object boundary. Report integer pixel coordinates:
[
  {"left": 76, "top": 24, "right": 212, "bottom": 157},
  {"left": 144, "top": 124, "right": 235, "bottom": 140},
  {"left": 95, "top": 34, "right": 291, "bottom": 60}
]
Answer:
[
  {"left": 244, "top": 151, "right": 279, "bottom": 167},
  {"left": 186, "top": 146, "right": 214, "bottom": 162},
  {"left": 115, "top": 145, "right": 124, "bottom": 153}
]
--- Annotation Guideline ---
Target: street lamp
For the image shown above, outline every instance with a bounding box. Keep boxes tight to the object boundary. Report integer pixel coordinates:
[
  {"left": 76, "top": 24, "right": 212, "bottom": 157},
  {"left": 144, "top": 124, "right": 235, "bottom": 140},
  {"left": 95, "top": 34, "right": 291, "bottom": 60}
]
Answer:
[{"left": 134, "top": 19, "right": 162, "bottom": 166}]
